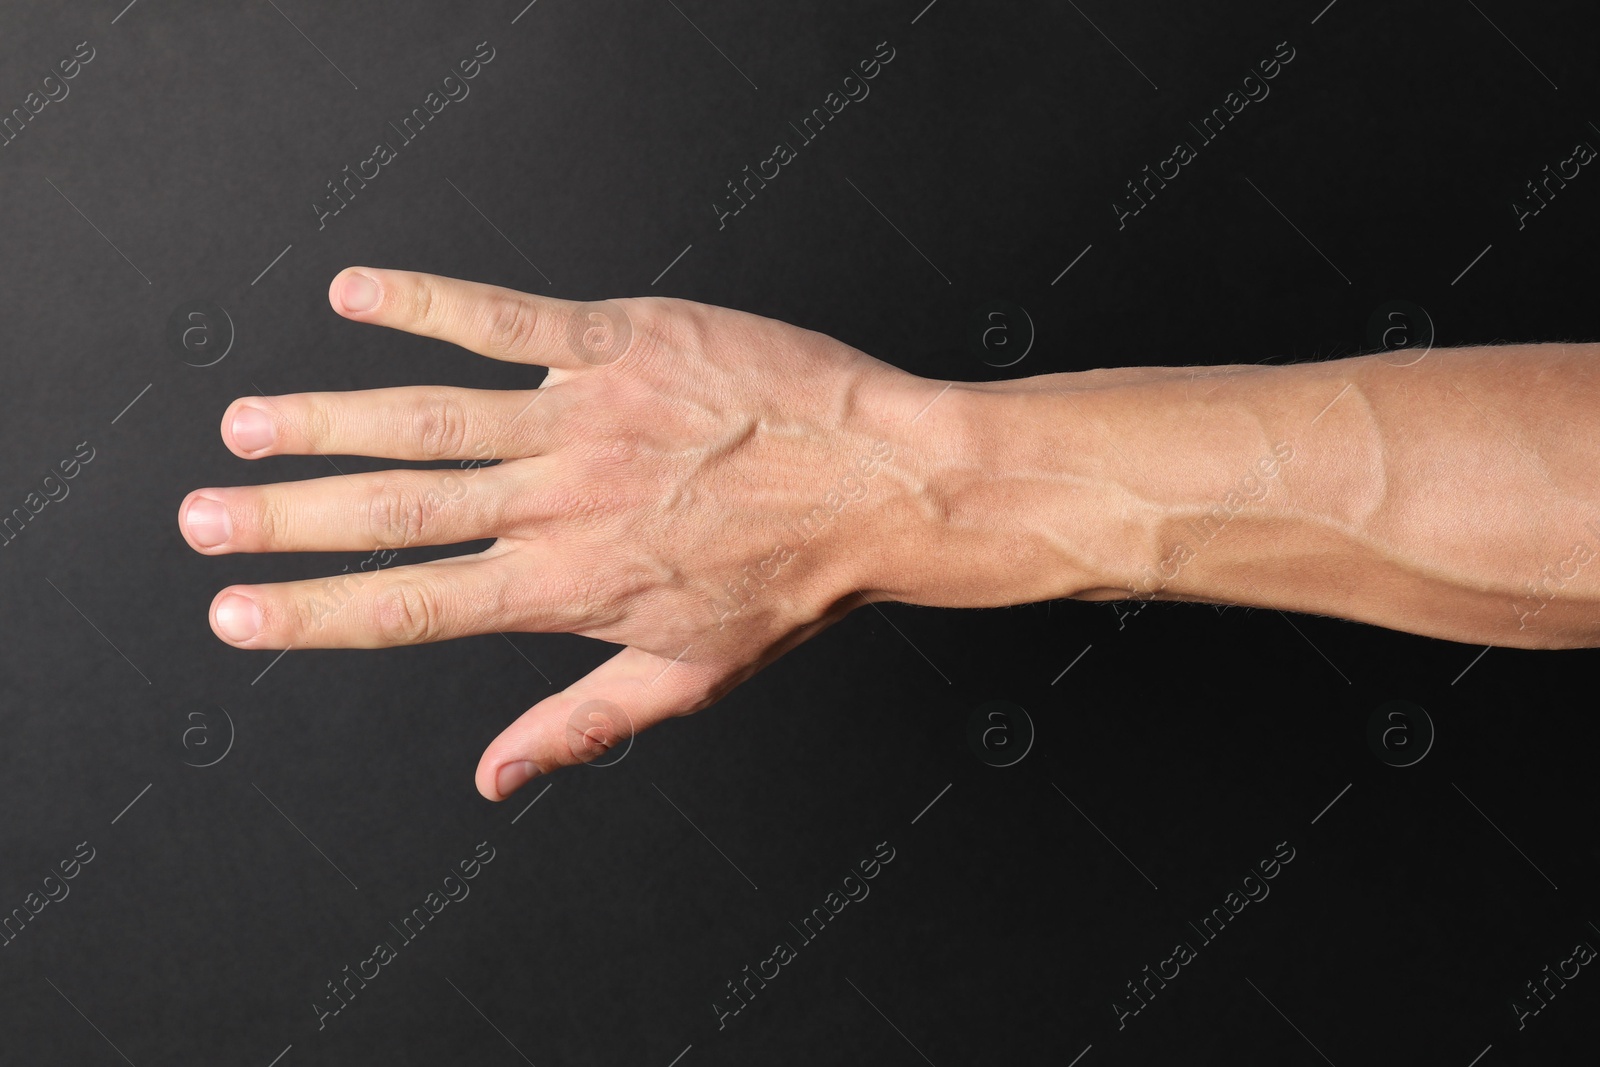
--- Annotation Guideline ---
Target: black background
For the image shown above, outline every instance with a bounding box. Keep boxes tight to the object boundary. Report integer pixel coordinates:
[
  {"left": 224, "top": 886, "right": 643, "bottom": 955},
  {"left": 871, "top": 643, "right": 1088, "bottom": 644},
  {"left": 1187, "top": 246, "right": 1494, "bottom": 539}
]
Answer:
[{"left": 2, "top": 0, "right": 1598, "bottom": 1064}]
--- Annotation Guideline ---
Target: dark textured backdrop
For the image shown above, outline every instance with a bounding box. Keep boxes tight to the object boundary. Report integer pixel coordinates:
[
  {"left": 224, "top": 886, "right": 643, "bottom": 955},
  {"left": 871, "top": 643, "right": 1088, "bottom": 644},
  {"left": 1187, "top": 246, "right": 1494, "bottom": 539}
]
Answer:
[{"left": 2, "top": 1, "right": 1597, "bottom": 1064}]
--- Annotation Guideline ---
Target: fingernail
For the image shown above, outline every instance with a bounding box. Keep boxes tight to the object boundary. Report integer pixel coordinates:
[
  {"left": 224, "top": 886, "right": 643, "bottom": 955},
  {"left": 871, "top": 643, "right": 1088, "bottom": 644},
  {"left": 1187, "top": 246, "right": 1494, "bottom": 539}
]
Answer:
[
  {"left": 214, "top": 593, "right": 262, "bottom": 642},
  {"left": 340, "top": 272, "right": 380, "bottom": 313},
  {"left": 231, "top": 405, "right": 274, "bottom": 452},
  {"left": 496, "top": 760, "right": 539, "bottom": 798},
  {"left": 185, "top": 497, "right": 232, "bottom": 547}
]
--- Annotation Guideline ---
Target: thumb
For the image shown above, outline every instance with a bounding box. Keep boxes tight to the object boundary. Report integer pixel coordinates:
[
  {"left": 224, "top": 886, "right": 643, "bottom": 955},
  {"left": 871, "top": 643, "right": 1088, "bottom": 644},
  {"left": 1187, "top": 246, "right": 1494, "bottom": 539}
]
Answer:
[{"left": 476, "top": 645, "right": 714, "bottom": 800}]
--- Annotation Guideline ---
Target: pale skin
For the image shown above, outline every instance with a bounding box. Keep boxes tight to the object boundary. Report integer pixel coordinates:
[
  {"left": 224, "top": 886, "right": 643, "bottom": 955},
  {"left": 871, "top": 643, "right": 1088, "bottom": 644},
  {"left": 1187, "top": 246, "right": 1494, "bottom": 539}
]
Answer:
[{"left": 178, "top": 268, "right": 1600, "bottom": 800}]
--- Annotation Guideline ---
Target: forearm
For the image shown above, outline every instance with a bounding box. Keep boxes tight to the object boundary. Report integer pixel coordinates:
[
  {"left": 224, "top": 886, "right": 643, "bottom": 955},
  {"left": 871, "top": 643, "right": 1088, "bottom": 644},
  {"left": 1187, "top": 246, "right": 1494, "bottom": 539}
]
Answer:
[{"left": 876, "top": 344, "right": 1600, "bottom": 648}]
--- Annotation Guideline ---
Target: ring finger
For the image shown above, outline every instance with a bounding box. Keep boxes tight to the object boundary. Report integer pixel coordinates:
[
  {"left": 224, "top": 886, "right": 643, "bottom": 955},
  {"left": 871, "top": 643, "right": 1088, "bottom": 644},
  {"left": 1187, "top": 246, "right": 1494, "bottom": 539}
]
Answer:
[{"left": 222, "top": 384, "right": 567, "bottom": 461}]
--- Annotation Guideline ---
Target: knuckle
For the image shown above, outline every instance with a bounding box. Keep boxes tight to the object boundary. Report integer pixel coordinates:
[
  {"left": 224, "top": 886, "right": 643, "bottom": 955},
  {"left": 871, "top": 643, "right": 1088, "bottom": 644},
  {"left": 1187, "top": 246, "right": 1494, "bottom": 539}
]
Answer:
[
  {"left": 295, "top": 399, "right": 333, "bottom": 449},
  {"left": 545, "top": 478, "right": 609, "bottom": 524},
  {"left": 410, "top": 277, "right": 439, "bottom": 330},
  {"left": 584, "top": 430, "right": 640, "bottom": 468},
  {"left": 565, "top": 566, "right": 621, "bottom": 626},
  {"left": 413, "top": 394, "right": 471, "bottom": 458},
  {"left": 535, "top": 566, "right": 595, "bottom": 627},
  {"left": 374, "top": 579, "right": 444, "bottom": 645},
  {"left": 367, "top": 484, "right": 431, "bottom": 548},
  {"left": 246, "top": 493, "right": 286, "bottom": 548},
  {"left": 565, "top": 700, "right": 632, "bottom": 761},
  {"left": 483, "top": 296, "right": 541, "bottom": 356},
  {"left": 289, "top": 582, "right": 340, "bottom": 638},
  {"left": 633, "top": 297, "right": 691, "bottom": 354}
]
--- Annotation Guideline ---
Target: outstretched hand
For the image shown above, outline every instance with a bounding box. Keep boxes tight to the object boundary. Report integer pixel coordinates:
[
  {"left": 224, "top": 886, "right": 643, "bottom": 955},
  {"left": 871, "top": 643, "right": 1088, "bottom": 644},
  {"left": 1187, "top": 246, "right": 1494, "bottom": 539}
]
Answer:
[{"left": 180, "top": 268, "right": 955, "bottom": 799}]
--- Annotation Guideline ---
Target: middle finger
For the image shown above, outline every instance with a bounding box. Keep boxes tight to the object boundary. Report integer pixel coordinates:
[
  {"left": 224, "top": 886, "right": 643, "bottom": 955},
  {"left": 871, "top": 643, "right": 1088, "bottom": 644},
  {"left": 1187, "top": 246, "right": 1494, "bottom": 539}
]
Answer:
[{"left": 179, "top": 463, "right": 537, "bottom": 554}]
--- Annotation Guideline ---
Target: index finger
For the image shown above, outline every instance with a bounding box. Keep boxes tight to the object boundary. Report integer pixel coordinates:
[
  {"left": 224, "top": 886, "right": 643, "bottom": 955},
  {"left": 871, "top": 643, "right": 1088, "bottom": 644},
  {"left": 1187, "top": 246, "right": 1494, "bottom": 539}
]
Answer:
[{"left": 328, "top": 267, "right": 635, "bottom": 369}]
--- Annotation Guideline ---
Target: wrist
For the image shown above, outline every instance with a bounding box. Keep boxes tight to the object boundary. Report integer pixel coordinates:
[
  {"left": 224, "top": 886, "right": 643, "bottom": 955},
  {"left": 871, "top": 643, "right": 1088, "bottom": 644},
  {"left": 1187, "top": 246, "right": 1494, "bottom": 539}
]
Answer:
[
  {"left": 856, "top": 371, "right": 1136, "bottom": 609},
  {"left": 906, "top": 361, "right": 1338, "bottom": 618}
]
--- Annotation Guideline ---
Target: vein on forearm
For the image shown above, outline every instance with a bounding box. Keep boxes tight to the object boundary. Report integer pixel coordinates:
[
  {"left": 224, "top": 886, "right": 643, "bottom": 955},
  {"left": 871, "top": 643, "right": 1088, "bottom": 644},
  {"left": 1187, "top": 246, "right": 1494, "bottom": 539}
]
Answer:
[{"left": 997, "top": 345, "right": 1600, "bottom": 648}]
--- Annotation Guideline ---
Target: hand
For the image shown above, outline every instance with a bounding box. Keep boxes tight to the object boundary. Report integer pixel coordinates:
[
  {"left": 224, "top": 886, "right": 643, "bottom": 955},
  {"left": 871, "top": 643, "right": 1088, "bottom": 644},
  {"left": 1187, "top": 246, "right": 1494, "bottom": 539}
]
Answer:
[{"left": 179, "top": 268, "right": 957, "bottom": 799}]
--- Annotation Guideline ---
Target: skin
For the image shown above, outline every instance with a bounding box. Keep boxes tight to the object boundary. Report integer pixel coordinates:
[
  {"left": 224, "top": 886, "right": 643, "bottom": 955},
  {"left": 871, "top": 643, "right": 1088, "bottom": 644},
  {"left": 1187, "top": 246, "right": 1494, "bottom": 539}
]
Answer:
[{"left": 178, "top": 267, "right": 1600, "bottom": 800}]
